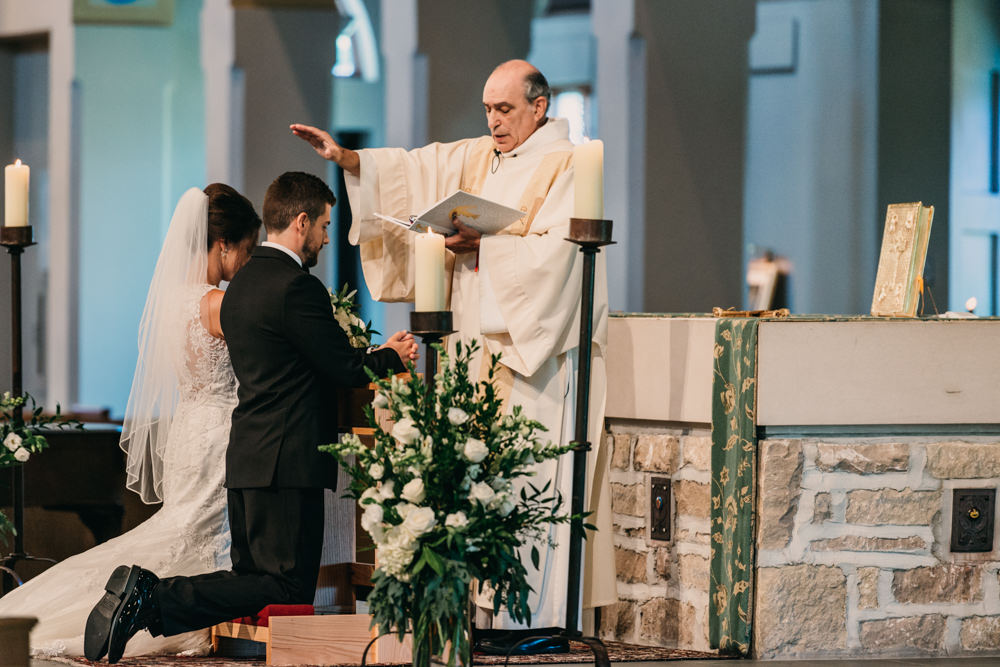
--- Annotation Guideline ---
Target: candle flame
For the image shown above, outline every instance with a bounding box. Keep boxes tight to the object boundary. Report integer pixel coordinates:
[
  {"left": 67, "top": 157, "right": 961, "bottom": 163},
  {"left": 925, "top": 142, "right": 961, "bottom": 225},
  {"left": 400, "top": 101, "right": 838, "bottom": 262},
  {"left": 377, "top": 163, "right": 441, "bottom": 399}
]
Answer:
[{"left": 14, "top": 159, "right": 21, "bottom": 166}]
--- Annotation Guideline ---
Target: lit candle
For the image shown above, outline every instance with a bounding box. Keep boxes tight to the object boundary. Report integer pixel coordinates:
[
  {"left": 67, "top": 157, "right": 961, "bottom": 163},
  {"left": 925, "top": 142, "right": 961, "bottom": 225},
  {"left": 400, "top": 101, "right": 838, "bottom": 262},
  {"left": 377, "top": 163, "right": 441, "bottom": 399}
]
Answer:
[
  {"left": 573, "top": 139, "right": 603, "bottom": 219},
  {"left": 415, "top": 229, "right": 445, "bottom": 311},
  {"left": 4, "top": 159, "right": 29, "bottom": 227}
]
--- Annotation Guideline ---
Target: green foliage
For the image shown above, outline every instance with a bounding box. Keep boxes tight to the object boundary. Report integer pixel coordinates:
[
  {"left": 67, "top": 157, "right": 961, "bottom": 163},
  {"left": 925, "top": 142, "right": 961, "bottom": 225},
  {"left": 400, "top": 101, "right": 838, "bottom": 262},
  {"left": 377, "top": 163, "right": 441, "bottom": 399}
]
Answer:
[
  {"left": 0, "top": 392, "right": 82, "bottom": 542},
  {"left": 329, "top": 283, "right": 379, "bottom": 348},
  {"left": 321, "top": 341, "right": 574, "bottom": 665}
]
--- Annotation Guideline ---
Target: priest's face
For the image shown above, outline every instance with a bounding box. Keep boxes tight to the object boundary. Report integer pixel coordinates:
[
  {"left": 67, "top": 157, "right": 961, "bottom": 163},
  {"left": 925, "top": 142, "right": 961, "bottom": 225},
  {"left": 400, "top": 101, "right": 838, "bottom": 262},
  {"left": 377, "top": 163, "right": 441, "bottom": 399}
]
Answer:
[
  {"left": 301, "top": 204, "right": 331, "bottom": 268},
  {"left": 483, "top": 67, "right": 547, "bottom": 153}
]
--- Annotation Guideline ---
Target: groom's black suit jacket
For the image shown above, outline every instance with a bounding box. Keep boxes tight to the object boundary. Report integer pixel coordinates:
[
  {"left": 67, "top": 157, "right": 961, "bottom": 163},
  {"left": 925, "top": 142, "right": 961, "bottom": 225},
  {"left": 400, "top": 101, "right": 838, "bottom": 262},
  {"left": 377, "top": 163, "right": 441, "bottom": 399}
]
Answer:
[{"left": 220, "top": 245, "right": 403, "bottom": 490}]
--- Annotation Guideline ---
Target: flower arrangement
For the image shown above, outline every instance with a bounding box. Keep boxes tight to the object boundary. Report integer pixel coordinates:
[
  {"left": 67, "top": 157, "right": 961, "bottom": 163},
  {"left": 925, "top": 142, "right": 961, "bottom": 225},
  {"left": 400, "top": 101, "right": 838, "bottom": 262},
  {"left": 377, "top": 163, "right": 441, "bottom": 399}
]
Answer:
[
  {"left": 320, "top": 341, "right": 575, "bottom": 667},
  {"left": 329, "top": 283, "right": 377, "bottom": 349},
  {"left": 0, "top": 392, "right": 81, "bottom": 543}
]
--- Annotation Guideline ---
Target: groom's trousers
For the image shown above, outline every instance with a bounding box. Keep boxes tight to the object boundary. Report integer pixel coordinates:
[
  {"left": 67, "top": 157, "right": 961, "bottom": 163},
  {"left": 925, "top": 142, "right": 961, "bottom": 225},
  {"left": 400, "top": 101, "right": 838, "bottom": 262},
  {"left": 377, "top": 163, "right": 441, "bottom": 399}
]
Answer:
[{"left": 154, "top": 486, "right": 325, "bottom": 636}]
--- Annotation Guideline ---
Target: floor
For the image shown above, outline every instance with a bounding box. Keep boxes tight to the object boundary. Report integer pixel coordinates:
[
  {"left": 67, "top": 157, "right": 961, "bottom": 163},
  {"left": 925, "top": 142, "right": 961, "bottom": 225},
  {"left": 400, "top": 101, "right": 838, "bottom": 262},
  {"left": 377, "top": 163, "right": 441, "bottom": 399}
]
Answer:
[{"left": 29, "top": 658, "right": 1000, "bottom": 666}]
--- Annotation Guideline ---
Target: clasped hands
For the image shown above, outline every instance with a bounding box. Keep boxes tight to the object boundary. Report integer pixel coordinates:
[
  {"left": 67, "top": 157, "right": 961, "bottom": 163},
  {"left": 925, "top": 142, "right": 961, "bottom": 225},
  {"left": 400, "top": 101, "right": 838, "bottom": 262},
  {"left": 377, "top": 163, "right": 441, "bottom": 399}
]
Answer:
[{"left": 379, "top": 331, "right": 419, "bottom": 364}]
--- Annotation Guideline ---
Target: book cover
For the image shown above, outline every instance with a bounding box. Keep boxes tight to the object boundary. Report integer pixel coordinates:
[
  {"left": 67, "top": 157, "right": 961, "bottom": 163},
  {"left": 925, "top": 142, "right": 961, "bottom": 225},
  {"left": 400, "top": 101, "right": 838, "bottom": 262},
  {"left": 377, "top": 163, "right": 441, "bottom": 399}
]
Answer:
[
  {"left": 871, "top": 202, "right": 934, "bottom": 317},
  {"left": 375, "top": 190, "right": 524, "bottom": 236}
]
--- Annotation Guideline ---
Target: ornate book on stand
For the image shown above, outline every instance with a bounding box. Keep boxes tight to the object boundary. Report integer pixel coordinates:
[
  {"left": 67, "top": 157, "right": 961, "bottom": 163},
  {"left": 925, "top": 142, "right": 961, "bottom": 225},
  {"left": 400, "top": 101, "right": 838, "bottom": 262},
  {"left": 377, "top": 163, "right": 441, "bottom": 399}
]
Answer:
[{"left": 871, "top": 202, "right": 934, "bottom": 317}]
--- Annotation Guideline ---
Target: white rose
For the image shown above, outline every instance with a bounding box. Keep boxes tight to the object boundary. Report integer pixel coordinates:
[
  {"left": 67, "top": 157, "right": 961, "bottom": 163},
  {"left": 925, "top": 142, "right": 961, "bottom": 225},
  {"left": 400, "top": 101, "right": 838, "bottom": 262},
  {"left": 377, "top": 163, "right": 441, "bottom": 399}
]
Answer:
[
  {"left": 396, "top": 502, "right": 414, "bottom": 519},
  {"left": 463, "top": 438, "right": 489, "bottom": 463},
  {"left": 401, "top": 477, "right": 426, "bottom": 504},
  {"left": 334, "top": 309, "right": 351, "bottom": 329},
  {"left": 445, "top": 512, "right": 468, "bottom": 529},
  {"left": 369, "top": 463, "right": 384, "bottom": 480},
  {"left": 391, "top": 418, "right": 420, "bottom": 445},
  {"left": 372, "top": 392, "right": 389, "bottom": 409},
  {"left": 360, "top": 486, "right": 379, "bottom": 504},
  {"left": 469, "top": 481, "right": 495, "bottom": 506},
  {"left": 448, "top": 407, "right": 469, "bottom": 425},
  {"left": 4, "top": 432, "right": 22, "bottom": 451},
  {"left": 360, "top": 502, "right": 384, "bottom": 533},
  {"left": 490, "top": 492, "right": 515, "bottom": 517},
  {"left": 402, "top": 505, "right": 436, "bottom": 538},
  {"left": 379, "top": 480, "right": 395, "bottom": 500},
  {"left": 13, "top": 447, "right": 29, "bottom": 463}
]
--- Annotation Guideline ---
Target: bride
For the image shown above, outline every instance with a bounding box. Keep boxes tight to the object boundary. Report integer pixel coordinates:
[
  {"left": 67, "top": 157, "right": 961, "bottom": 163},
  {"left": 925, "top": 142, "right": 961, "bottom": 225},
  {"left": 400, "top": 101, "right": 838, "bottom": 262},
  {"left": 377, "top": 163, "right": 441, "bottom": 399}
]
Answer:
[{"left": 0, "top": 184, "right": 261, "bottom": 656}]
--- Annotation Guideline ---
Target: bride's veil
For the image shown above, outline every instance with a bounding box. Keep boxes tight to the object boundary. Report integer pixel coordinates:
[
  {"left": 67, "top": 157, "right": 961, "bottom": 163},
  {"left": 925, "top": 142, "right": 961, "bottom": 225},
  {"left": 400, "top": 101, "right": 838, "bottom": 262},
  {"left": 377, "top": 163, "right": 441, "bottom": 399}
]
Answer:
[{"left": 120, "top": 187, "right": 210, "bottom": 504}]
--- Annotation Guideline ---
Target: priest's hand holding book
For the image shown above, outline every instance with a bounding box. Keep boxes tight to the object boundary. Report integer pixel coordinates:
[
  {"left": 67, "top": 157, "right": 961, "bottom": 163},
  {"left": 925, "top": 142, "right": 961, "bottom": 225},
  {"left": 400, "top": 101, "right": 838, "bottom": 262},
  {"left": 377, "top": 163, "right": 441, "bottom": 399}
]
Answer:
[{"left": 445, "top": 217, "right": 480, "bottom": 254}]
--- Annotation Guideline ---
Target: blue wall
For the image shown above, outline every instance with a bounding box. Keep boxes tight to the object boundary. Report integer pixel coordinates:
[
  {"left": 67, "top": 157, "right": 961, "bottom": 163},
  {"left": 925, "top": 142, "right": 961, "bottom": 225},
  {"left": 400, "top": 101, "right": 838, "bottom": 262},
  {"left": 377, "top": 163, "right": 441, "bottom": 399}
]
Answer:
[{"left": 75, "top": 0, "right": 205, "bottom": 417}]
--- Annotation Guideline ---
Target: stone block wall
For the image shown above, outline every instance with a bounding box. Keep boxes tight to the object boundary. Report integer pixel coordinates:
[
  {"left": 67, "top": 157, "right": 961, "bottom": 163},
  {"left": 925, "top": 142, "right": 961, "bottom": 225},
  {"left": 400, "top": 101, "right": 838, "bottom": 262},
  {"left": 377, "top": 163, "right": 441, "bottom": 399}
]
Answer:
[
  {"left": 597, "top": 421, "right": 713, "bottom": 651},
  {"left": 755, "top": 437, "right": 1000, "bottom": 659}
]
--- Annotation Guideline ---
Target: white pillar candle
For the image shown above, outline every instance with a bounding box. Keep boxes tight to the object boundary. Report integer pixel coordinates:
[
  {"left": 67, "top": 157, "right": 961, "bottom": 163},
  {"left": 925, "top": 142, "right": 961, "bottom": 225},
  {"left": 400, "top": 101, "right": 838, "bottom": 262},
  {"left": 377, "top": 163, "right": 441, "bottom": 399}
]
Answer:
[
  {"left": 573, "top": 139, "right": 604, "bottom": 219},
  {"left": 415, "top": 229, "right": 446, "bottom": 311},
  {"left": 4, "top": 159, "right": 29, "bottom": 227}
]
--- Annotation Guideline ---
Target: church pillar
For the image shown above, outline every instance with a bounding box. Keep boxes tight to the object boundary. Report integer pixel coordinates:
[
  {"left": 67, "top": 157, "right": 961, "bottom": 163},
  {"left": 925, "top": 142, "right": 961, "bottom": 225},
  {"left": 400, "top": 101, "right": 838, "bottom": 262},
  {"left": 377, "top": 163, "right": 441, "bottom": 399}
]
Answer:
[
  {"left": 377, "top": 0, "right": 533, "bottom": 334},
  {"left": 594, "top": 0, "right": 756, "bottom": 313},
  {"left": 232, "top": 4, "right": 342, "bottom": 205},
  {"left": 878, "top": 0, "right": 951, "bottom": 311}
]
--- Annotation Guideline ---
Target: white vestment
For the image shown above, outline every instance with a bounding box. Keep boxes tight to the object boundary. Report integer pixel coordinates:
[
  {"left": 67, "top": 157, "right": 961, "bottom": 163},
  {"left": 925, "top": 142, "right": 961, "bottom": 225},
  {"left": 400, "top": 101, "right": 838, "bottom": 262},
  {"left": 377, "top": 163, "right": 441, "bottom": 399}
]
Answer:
[{"left": 345, "top": 118, "right": 614, "bottom": 629}]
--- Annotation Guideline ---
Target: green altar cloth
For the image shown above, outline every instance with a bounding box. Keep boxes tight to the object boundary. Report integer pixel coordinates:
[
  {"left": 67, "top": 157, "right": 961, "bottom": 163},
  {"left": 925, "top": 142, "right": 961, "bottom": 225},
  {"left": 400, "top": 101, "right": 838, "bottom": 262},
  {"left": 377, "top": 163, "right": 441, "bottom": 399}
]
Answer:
[{"left": 709, "top": 317, "right": 759, "bottom": 655}]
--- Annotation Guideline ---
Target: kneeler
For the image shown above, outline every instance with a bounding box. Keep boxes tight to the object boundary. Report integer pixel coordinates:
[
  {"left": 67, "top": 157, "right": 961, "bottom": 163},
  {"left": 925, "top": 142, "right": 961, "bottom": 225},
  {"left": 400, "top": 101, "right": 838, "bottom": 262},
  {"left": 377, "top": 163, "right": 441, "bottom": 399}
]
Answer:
[{"left": 211, "top": 603, "right": 410, "bottom": 666}]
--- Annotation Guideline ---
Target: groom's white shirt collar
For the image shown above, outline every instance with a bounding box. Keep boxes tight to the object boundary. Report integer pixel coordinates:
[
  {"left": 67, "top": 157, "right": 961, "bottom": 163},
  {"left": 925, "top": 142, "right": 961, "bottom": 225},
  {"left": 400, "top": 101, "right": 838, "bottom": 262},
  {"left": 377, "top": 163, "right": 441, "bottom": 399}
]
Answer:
[{"left": 262, "top": 241, "right": 302, "bottom": 267}]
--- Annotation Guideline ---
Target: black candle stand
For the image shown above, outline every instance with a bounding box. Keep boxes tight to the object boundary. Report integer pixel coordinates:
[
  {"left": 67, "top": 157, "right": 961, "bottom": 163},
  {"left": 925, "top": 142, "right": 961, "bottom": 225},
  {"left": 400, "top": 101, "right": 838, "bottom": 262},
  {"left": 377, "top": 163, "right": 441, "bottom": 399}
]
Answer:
[
  {"left": 0, "top": 225, "right": 51, "bottom": 591},
  {"left": 409, "top": 310, "right": 455, "bottom": 380},
  {"left": 484, "top": 218, "right": 614, "bottom": 666}
]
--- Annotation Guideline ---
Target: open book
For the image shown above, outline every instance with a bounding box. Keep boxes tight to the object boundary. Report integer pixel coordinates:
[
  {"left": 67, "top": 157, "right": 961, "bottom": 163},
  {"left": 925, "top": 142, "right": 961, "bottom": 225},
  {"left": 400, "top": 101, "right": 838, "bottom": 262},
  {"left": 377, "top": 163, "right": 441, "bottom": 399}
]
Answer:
[
  {"left": 374, "top": 190, "right": 524, "bottom": 236},
  {"left": 871, "top": 202, "right": 934, "bottom": 317}
]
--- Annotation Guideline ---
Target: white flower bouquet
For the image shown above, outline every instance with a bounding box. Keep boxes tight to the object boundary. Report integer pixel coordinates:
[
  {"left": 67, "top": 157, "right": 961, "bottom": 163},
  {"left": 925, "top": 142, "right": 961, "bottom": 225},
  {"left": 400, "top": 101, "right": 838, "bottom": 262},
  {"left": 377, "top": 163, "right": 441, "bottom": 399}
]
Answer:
[
  {"left": 320, "top": 341, "right": 574, "bottom": 667},
  {"left": 329, "top": 283, "right": 377, "bottom": 349},
  {"left": 0, "top": 392, "right": 81, "bottom": 542}
]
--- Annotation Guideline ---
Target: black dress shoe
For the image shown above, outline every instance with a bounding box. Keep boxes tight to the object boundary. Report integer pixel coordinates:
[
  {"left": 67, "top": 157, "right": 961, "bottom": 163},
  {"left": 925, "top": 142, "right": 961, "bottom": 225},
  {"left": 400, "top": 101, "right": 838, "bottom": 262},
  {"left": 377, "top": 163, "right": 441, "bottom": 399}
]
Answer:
[
  {"left": 84, "top": 565, "right": 132, "bottom": 660},
  {"left": 105, "top": 565, "right": 162, "bottom": 663}
]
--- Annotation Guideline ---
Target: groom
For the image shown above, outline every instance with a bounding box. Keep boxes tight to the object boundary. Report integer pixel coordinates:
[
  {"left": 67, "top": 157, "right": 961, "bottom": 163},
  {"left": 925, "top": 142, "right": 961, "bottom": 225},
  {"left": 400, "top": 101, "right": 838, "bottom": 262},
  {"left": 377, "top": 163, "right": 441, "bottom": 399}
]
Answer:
[{"left": 84, "top": 172, "right": 416, "bottom": 662}]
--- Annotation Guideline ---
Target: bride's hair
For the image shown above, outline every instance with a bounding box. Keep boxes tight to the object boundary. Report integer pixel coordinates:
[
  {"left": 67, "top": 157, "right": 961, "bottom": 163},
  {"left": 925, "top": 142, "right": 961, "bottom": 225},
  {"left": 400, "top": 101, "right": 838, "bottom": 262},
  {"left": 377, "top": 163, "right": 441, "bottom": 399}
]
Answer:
[{"left": 204, "top": 183, "right": 261, "bottom": 249}]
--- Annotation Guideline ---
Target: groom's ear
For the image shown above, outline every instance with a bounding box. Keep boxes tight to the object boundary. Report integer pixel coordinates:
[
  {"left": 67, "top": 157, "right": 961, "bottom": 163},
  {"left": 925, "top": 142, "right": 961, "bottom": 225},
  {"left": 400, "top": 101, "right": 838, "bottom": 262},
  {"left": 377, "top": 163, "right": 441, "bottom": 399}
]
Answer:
[{"left": 292, "top": 211, "right": 311, "bottom": 233}]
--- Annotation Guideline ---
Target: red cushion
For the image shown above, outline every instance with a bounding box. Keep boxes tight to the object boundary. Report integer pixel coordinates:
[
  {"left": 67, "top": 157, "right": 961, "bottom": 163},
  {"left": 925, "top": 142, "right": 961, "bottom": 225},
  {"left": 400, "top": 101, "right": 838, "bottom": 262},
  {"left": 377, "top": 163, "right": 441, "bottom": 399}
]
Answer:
[{"left": 233, "top": 604, "right": 314, "bottom": 627}]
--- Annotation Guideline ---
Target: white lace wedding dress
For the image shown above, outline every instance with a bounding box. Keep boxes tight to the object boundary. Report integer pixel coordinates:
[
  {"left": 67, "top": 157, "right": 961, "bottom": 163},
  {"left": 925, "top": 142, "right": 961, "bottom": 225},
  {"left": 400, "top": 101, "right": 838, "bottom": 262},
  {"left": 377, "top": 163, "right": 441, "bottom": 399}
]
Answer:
[{"left": 0, "top": 285, "right": 235, "bottom": 657}]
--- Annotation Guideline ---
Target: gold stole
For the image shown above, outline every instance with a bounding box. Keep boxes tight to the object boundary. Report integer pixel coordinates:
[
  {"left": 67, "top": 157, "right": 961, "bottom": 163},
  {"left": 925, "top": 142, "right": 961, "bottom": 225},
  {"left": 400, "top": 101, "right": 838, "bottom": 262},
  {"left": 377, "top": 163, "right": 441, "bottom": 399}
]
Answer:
[{"left": 457, "top": 136, "right": 573, "bottom": 402}]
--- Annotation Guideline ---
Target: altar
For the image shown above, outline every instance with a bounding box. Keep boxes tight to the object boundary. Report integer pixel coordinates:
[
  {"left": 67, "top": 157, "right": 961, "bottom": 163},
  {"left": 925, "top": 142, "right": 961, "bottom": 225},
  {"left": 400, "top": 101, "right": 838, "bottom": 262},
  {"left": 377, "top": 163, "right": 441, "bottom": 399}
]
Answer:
[{"left": 599, "top": 314, "right": 1000, "bottom": 660}]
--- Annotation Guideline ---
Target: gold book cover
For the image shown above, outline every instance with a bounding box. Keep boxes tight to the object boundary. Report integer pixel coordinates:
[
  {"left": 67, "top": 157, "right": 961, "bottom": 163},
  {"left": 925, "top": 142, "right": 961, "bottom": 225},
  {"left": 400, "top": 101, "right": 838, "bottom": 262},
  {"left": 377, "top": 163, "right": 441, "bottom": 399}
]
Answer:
[{"left": 871, "top": 202, "right": 934, "bottom": 317}]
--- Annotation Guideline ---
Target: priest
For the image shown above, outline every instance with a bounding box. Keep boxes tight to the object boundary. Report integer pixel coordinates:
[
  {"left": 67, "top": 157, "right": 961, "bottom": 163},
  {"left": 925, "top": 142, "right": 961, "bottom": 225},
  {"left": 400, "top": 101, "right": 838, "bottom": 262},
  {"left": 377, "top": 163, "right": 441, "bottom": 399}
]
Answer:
[{"left": 291, "top": 59, "right": 613, "bottom": 635}]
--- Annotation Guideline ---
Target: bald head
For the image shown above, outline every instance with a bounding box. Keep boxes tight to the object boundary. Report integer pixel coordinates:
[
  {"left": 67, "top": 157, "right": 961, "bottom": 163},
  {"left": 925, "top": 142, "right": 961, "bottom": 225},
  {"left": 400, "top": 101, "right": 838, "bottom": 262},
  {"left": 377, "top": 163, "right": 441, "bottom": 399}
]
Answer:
[{"left": 483, "top": 60, "right": 551, "bottom": 153}]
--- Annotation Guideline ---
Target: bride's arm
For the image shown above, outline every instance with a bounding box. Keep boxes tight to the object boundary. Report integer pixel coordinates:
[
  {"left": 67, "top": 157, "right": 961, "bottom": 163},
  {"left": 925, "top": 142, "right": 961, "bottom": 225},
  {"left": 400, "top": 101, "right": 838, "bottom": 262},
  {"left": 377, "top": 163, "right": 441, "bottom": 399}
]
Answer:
[{"left": 200, "top": 289, "right": 225, "bottom": 339}]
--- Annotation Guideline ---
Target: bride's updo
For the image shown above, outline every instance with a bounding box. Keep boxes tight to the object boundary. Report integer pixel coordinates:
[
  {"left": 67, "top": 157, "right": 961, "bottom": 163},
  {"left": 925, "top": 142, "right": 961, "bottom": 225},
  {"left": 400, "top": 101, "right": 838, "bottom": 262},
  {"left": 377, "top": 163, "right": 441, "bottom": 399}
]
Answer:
[{"left": 204, "top": 183, "right": 261, "bottom": 250}]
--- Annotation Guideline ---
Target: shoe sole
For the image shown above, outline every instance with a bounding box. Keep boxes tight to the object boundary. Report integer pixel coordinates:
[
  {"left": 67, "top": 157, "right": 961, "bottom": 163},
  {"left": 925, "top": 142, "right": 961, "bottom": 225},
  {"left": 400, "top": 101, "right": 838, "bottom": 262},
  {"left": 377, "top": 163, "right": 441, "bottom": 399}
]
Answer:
[
  {"left": 106, "top": 565, "right": 144, "bottom": 664},
  {"left": 83, "top": 565, "right": 132, "bottom": 661}
]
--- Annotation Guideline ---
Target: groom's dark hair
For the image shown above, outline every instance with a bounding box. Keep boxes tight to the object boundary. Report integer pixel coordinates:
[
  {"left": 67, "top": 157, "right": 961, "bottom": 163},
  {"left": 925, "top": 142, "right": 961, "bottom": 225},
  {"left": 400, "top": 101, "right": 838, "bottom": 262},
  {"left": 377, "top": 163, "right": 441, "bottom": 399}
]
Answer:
[{"left": 263, "top": 171, "right": 336, "bottom": 233}]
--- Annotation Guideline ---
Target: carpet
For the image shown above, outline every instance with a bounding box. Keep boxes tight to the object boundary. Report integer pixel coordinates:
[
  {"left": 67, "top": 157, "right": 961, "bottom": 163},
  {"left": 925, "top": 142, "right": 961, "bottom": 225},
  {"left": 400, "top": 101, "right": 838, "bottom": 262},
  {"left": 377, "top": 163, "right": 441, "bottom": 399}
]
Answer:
[{"left": 45, "top": 642, "right": 723, "bottom": 666}]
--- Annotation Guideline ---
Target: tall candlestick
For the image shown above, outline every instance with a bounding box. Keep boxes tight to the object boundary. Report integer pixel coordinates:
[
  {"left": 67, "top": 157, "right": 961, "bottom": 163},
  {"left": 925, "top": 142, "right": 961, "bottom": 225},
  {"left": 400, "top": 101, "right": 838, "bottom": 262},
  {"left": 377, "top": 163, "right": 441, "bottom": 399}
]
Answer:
[
  {"left": 4, "top": 159, "right": 29, "bottom": 227},
  {"left": 415, "top": 229, "right": 445, "bottom": 311},
  {"left": 573, "top": 140, "right": 604, "bottom": 219}
]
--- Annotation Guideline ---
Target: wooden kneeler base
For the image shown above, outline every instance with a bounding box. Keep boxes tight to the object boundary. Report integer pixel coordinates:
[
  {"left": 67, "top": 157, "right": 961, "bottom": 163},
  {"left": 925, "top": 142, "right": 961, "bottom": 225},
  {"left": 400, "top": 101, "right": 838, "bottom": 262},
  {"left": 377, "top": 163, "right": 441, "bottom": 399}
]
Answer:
[{"left": 212, "top": 614, "right": 411, "bottom": 665}]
